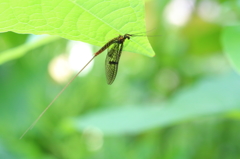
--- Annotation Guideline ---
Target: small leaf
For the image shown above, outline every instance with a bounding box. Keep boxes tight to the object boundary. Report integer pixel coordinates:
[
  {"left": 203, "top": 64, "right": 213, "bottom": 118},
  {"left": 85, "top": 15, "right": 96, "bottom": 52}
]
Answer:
[
  {"left": 0, "top": 0, "right": 154, "bottom": 57},
  {"left": 0, "top": 35, "right": 60, "bottom": 65}
]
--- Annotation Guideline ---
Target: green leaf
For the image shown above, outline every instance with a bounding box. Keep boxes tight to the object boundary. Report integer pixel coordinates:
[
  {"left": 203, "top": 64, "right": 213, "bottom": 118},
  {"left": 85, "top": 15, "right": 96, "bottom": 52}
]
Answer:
[
  {"left": 221, "top": 25, "right": 240, "bottom": 72},
  {"left": 71, "top": 72, "right": 240, "bottom": 135},
  {"left": 0, "top": 0, "right": 154, "bottom": 57}
]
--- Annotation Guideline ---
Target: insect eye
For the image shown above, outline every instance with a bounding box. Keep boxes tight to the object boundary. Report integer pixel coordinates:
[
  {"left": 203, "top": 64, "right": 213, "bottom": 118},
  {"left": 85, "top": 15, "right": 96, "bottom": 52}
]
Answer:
[{"left": 124, "top": 34, "right": 130, "bottom": 39}]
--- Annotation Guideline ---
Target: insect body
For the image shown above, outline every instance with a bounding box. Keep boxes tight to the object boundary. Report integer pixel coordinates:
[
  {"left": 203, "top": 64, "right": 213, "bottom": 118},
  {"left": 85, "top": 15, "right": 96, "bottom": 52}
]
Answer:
[
  {"left": 104, "top": 34, "right": 132, "bottom": 84},
  {"left": 20, "top": 34, "right": 133, "bottom": 139}
]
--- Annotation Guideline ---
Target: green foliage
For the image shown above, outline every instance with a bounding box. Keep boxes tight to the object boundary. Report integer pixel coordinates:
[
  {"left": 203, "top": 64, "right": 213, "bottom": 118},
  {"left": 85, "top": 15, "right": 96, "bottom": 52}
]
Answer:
[
  {"left": 73, "top": 72, "right": 240, "bottom": 135},
  {"left": 222, "top": 25, "right": 240, "bottom": 73},
  {"left": 1, "top": 0, "right": 240, "bottom": 159},
  {"left": 0, "top": 35, "right": 60, "bottom": 64},
  {"left": 0, "top": 0, "right": 154, "bottom": 57}
]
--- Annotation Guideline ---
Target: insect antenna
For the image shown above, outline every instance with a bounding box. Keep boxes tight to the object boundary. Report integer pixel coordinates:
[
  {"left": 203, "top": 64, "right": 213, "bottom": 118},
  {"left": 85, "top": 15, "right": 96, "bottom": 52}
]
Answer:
[{"left": 20, "top": 54, "right": 97, "bottom": 139}]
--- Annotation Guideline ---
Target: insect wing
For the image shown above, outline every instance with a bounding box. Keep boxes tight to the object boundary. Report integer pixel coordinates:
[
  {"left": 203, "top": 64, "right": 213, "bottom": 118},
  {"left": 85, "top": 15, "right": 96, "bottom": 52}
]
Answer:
[{"left": 105, "top": 42, "right": 123, "bottom": 85}]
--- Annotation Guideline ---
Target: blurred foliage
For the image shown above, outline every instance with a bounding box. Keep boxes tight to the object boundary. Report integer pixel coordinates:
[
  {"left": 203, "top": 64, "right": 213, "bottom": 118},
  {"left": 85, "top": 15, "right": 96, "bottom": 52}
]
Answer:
[
  {"left": 1, "top": 0, "right": 240, "bottom": 159},
  {"left": 222, "top": 26, "right": 240, "bottom": 73}
]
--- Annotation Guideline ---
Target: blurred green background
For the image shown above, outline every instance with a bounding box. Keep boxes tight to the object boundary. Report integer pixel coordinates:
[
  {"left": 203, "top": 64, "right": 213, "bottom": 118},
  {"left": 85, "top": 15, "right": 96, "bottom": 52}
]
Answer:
[{"left": 1, "top": 0, "right": 240, "bottom": 158}]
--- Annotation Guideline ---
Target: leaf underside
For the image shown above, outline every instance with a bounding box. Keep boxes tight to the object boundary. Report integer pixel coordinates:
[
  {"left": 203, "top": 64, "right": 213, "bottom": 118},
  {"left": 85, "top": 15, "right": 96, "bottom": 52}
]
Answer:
[{"left": 0, "top": 0, "right": 155, "bottom": 57}]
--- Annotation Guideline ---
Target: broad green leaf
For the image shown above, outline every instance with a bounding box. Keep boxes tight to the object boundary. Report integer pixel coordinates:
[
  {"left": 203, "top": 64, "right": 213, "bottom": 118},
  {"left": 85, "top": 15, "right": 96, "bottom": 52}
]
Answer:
[
  {"left": 0, "top": 0, "right": 154, "bottom": 57},
  {"left": 221, "top": 26, "right": 240, "bottom": 72},
  {"left": 71, "top": 72, "right": 240, "bottom": 135}
]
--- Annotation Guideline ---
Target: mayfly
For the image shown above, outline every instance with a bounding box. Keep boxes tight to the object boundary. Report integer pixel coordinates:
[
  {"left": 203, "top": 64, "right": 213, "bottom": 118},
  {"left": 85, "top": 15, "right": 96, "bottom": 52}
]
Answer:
[{"left": 20, "top": 34, "right": 134, "bottom": 139}]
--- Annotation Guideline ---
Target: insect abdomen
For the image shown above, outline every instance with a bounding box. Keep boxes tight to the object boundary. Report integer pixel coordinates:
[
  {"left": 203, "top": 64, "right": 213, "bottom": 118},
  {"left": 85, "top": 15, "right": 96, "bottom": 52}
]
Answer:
[{"left": 95, "top": 38, "right": 118, "bottom": 56}]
